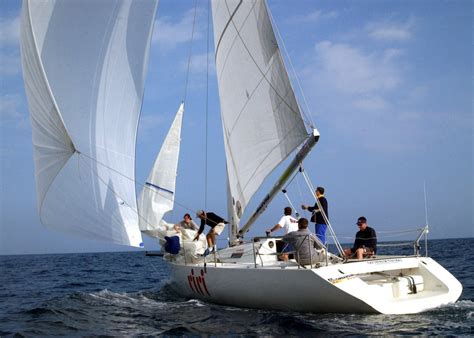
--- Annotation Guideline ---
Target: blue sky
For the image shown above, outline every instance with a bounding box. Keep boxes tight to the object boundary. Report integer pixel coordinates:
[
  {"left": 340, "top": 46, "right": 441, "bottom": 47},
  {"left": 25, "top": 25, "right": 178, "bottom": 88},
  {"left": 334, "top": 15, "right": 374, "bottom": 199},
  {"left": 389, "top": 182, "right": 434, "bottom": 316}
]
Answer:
[{"left": 1, "top": 0, "right": 472, "bottom": 255}]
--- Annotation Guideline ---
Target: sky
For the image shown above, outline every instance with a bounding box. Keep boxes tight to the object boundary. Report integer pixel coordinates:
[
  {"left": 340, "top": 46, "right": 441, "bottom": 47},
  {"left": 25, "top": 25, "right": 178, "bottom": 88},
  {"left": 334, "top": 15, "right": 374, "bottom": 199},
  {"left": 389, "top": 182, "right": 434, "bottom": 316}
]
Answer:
[{"left": 0, "top": 0, "right": 472, "bottom": 255}]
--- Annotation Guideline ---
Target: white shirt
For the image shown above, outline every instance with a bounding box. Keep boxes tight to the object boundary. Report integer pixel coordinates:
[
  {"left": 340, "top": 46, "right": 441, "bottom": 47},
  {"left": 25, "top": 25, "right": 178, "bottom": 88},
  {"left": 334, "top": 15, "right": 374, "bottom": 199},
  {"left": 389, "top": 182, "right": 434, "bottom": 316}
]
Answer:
[{"left": 278, "top": 215, "right": 298, "bottom": 234}]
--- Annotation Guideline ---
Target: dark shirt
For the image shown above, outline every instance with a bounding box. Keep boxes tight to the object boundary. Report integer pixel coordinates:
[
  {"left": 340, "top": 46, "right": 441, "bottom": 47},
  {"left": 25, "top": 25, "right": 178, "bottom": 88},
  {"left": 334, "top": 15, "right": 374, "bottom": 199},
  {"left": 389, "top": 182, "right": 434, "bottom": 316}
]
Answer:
[
  {"left": 197, "top": 212, "right": 227, "bottom": 235},
  {"left": 307, "top": 196, "right": 328, "bottom": 224},
  {"left": 352, "top": 226, "right": 377, "bottom": 253}
]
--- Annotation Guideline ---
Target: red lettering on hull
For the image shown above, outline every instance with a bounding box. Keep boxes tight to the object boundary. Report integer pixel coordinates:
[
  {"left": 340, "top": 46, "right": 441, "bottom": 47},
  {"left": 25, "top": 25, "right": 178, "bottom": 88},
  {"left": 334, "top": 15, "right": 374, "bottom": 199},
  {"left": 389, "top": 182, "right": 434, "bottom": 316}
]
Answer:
[{"left": 187, "top": 268, "right": 210, "bottom": 296}]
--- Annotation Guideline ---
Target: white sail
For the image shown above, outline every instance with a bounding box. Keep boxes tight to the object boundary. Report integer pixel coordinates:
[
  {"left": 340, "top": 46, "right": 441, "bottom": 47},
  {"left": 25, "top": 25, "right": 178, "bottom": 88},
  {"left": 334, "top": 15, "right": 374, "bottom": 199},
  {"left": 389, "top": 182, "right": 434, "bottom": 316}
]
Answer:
[
  {"left": 20, "top": 0, "right": 158, "bottom": 247},
  {"left": 138, "top": 103, "right": 184, "bottom": 237},
  {"left": 211, "top": 0, "right": 308, "bottom": 226}
]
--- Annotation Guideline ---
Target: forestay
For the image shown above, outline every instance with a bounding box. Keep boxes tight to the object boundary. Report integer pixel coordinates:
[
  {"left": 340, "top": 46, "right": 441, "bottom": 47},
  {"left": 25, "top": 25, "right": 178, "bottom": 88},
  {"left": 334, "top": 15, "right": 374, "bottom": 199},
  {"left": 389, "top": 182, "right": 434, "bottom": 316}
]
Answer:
[
  {"left": 138, "top": 103, "right": 184, "bottom": 238},
  {"left": 20, "top": 0, "right": 158, "bottom": 247},
  {"left": 211, "top": 0, "right": 308, "bottom": 228}
]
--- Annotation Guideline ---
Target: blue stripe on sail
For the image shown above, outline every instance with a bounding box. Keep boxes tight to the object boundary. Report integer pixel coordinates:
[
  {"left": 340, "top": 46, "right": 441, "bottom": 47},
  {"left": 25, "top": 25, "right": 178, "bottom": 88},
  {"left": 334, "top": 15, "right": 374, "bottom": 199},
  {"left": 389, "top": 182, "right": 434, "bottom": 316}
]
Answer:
[{"left": 145, "top": 182, "right": 174, "bottom": 195}]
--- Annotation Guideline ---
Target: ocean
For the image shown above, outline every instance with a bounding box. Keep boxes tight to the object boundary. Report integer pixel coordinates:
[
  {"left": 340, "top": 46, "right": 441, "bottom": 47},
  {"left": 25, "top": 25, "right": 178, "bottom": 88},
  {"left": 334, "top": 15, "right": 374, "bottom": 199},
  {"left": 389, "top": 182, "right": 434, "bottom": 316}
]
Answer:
[{"left": 1, "top": 238, "right": 473, "bottom": 336}]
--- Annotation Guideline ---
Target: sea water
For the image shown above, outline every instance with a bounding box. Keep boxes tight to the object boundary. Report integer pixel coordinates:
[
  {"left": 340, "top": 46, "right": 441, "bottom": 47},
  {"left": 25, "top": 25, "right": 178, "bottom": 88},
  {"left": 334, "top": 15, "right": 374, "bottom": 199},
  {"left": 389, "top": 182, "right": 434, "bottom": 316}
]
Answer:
[{"left": 1, "top": 238, "right": 473, "bottom": 336}]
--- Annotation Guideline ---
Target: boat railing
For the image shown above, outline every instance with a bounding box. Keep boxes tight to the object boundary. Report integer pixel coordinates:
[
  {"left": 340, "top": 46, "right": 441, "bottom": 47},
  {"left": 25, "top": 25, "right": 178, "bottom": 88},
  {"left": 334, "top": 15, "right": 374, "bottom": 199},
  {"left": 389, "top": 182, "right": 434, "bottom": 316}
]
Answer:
[
  {"left": 375, "top": 225, "right": 430, "bottom": 257},
  {"left": 254, "top": 225, "right": 429, "bottom": 266},
  {"left": 252, "top": 235, "right": 326, "bottom": 269}
]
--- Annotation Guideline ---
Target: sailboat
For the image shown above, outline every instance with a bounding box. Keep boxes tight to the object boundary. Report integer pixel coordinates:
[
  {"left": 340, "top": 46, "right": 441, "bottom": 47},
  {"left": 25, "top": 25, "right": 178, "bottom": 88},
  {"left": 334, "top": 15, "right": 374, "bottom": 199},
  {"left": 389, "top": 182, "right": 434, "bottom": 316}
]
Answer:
[{"left": 20, "top": 0, "right": 462, "bottom": 314}]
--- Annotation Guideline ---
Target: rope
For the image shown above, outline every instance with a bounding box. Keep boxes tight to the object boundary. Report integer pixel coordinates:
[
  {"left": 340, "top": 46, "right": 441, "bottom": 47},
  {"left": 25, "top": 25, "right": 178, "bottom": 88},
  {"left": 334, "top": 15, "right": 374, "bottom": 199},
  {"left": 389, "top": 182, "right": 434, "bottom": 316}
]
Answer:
[
  {"left": 281, "top": 169, "right": 303, "bottom": 219},
  {"left": 282, "top": 190, "right": 300, "bottom": 219},
  {"left": 76, "top": 151, "right": 197, "bottom": 226},
  {"left": 283, "top": 170, "right": 299, "bottom": 191},
  {"left": 76, "top": 153, "right": 157, "bottom": 231},
  {"left": 182, "top": 0, "right": 198, "bottom": 103},
  {"left": 295, "top": 169, "right": 305, "bottom": 212}
]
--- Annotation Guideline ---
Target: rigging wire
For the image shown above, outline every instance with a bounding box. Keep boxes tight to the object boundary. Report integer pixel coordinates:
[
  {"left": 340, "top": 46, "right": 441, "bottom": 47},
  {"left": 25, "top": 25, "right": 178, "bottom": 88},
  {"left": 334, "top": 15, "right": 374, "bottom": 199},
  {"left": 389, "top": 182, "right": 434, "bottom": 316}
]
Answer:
[
  {"left": 295, "top": 170, "right": 305, "bottom": 213},
  {"left": 76, "top": 153, "right": 156, "bottom": 233},
  {"left": 204, "top": 0, "right": 210, "bottom": 212},
  {"left": 301, "top": 169, "right": 345, "bottom": 256},
  {"left": 183, "top": 0, "right": 199, "bottom": 103},
  {"left": 423, "top": 181, "right": 429, "bottom": 256},
  {"left": 423, "top": 180, "right": 429, "bottom": 227}
]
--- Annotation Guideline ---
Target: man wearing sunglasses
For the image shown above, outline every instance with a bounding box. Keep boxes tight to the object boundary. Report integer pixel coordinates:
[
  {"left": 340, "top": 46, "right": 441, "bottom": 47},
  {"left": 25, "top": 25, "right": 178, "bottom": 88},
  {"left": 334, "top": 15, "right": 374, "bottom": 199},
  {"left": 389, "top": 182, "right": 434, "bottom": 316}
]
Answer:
[{"left": 343, "top": 216, "right": 377, "bottom": 259}]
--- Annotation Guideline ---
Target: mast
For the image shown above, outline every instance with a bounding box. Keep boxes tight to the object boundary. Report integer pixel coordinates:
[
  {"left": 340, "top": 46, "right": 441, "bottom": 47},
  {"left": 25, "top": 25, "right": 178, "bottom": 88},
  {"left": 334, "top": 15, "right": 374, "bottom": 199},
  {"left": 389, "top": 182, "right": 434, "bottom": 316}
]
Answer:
[{"left": 237, "top": 129, "right": 320, "bottom": 238}]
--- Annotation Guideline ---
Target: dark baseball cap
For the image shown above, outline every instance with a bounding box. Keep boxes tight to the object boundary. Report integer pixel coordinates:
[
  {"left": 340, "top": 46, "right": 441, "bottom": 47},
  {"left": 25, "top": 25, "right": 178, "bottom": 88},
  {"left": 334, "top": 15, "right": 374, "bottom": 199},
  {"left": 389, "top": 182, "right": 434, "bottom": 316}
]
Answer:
[{"left": 356, "top": 216, "right": 367, "bottom": 225}]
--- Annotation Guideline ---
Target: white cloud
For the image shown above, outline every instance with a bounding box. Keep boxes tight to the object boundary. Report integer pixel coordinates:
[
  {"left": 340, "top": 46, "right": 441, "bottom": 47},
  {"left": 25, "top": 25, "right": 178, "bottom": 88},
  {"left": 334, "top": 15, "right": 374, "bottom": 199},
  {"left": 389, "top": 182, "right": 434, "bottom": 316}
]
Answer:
[
  {"left": 288, "top": 9, "right": 338, "bottom": 23},
  {"left": 312, "top": 41, "right": 402, "bottom": 95},
  {"left": 0, "top": 50, "right": 21, "bottom": 76},
  {"left": 0, "top": 16, "right": 20, "bottom": 45},
  {"left": 0, "top": 94, "right": 27, "bottom": 127},
  {"left": 153, "top": 8, "right": 204, "bottom": 50},
  {"left": 353, "top": 96, "right": 388, "bottom": 112},
  {"left": 137, "top": 113, "right": 167, "bottom": 141},
  {"left": 182, "top": 52, "right": 215, "bottom": 74},
  {"left": 0, "top": 15, "right": 21, "bottom": 76},
  {"left": 299, "top": 39, "right": 439, "bottom": 152},
  {"left": 366, "top": 18, "right": 414, "bottom": 42}
]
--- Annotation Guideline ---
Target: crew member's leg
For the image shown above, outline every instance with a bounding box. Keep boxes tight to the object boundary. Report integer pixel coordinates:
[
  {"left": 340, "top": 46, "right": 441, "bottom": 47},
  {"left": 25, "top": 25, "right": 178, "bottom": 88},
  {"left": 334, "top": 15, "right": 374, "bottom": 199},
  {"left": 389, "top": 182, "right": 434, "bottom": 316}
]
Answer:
[{"left": 315, "top": 223, "right": 327, "bottom": 244}]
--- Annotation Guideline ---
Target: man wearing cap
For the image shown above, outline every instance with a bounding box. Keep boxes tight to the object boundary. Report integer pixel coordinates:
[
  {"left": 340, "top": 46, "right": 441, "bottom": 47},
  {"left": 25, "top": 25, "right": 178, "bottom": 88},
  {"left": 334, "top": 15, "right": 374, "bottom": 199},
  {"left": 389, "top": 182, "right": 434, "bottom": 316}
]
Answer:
[
  {"left": 194, "top": 210, "right": 228, "bottom": 256},
  {"left": 343, "top": 216, "right": 377, "bottom": 259},
  {"left": 302, "top": 186, "right": 328, "bottom": 244}
]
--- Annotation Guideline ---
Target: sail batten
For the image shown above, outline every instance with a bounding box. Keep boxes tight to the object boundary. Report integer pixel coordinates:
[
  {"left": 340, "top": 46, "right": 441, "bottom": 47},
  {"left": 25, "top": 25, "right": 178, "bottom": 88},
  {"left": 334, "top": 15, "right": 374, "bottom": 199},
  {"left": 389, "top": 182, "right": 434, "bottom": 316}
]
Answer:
[
  {"left": 21, "top": 0, "right": 159, "bottom": 247},
  {"left": 212, "top": 0, "right": 308, "bottom": 229}
]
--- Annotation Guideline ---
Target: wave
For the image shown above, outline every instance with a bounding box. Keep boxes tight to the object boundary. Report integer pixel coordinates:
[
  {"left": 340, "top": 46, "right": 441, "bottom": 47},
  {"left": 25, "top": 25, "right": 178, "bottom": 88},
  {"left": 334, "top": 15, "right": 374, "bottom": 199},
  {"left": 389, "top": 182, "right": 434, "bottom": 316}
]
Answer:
[
  {"left": 23, "top": 307, "right": 58, "bottom": 315},
  {"left": 449, "top": 299, "right": 474, "bottom": 310}
]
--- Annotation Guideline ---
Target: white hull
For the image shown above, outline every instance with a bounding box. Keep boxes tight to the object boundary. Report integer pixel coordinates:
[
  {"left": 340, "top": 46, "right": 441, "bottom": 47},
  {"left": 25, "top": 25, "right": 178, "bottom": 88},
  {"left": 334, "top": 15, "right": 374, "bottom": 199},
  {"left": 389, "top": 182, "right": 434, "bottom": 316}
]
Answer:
[{"left": 166, "top": 241, "right": 462, "bottom": 314}]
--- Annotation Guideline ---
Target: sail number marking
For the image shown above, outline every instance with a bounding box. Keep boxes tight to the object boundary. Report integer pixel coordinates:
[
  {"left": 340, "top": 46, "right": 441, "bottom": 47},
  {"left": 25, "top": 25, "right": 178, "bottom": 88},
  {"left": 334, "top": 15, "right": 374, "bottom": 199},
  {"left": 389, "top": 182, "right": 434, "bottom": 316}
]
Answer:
[{"left": 187, "top": 268, "right": 210, "bottom": 296}]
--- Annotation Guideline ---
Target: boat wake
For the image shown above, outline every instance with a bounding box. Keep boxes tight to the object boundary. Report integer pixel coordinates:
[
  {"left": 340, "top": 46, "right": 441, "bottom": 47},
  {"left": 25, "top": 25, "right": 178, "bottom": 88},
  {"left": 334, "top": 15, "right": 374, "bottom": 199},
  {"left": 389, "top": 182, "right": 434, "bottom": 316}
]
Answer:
[{"left": 4, "top": 287, "right": 472, "bottom": 336}]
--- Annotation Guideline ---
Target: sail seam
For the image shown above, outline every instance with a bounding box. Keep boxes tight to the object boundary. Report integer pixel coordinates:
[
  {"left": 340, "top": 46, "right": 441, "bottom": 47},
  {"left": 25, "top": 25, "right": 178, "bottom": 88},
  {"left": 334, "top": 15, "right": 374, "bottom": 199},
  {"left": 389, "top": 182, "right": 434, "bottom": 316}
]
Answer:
[
  {"left": 240, "top": 125, "right": 307, "bottom": 197},
  {"left": 145, "top": 182, "right": 174, "bottom": 195},
  {"left": 76, "top": 154, "right": 143, "bottom": 245},
  {"left": 227, "top": 2, "right": 303, "bottom": 124},
  {"left": 227, "top": 53, "right": 291, "bottom": 136},
  {"left": 223, "top": 128, "right": 247, "bottom": 208},
  {"left": 215, "top": 0, "right": 256, "bottom": 84},
  {"left": 214, "top": 0, "right": 243, "bottom": 60}
]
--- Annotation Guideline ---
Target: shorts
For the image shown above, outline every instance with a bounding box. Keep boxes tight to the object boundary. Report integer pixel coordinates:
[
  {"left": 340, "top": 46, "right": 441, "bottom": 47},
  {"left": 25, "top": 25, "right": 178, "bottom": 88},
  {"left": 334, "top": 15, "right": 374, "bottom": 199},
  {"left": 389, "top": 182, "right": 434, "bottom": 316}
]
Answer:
[
  {"left": 211, "top": 222, "right": 225, "bottom": 235},
  {"left": 363, "top": 247, "right": 375, "bottom": 255},
  {"left": 351, "top": 247, "right": 374, "bottom": 255},
  {"left": 276, "top": 240, "right": 294, "bottom": 255}
]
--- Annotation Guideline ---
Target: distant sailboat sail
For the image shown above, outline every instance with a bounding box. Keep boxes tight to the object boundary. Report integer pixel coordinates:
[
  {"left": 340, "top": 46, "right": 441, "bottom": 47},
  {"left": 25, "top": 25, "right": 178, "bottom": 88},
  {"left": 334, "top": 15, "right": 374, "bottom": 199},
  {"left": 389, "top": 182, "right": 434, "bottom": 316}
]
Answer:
[
  {"left": 211, "top": 1, "right": 308, "bottom": 229},
  {"left": 138, "top": 103, "right": 184, "bottom": 238},
  {"left": 20, "top": 0, "right": 158, "bottom": 247}
]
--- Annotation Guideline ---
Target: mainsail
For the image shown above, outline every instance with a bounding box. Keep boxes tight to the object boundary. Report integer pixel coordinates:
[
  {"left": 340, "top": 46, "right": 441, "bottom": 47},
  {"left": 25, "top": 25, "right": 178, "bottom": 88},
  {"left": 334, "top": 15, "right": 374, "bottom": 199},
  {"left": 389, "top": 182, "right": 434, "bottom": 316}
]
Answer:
[
  {"left": 20, "top": 0, "right": 158, "bottom": 247},
  {"left": 211, "top": 0, "right": 308, "bottom": 231},
  {"left": 138, "top": 103, "right": 184, "bottom": 238}
]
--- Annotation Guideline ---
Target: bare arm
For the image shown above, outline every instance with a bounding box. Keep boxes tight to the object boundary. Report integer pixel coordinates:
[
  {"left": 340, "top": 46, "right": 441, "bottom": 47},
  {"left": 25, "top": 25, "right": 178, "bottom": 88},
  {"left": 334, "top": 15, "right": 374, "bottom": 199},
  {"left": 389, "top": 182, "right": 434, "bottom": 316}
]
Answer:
[{"left": 268, "top": 223, "right": 282, "bottom": 233}]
